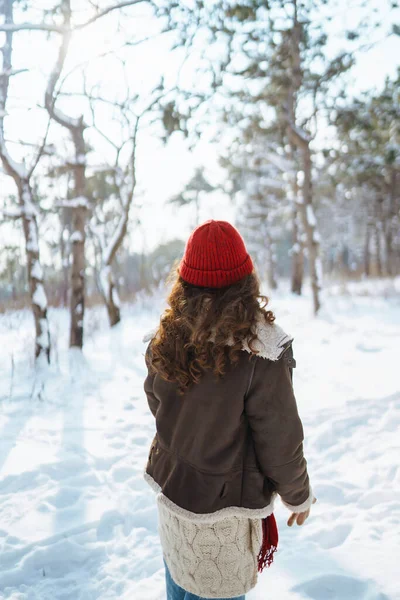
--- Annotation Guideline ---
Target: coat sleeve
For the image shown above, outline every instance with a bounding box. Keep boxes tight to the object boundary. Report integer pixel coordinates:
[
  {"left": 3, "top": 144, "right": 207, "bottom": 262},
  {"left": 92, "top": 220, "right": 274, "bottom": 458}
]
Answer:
[
  {"left": 244, "top": 345, "right": 313, "bottom": 512},
  {"left": 144, "top": 342, "right": 159, "bottom": 418}
]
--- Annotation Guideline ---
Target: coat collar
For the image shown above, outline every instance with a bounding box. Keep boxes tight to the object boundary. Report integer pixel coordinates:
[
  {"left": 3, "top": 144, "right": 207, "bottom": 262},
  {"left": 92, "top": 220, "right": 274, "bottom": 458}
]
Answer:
[
  {"left": 241, "top": 317, "right": 293, "bottom": 361},
  {"left": 143, "top": 315, "right": 293, "bottom": 362}
]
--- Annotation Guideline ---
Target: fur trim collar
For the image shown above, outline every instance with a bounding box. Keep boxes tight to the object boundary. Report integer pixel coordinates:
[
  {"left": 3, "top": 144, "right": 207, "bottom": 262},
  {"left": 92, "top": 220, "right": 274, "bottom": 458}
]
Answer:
[
  {"left": 143, "top": 317, "right": 293, "bottom": 362},
  {"left": 241, "top": 318, "right": 293, "bottom": 361}
]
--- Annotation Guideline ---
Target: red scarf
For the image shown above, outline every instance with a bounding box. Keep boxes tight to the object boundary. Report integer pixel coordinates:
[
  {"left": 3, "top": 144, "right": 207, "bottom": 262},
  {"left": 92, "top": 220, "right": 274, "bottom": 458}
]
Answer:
[{"left": 257, "top": 514, "right": 278, "bottom": 572}]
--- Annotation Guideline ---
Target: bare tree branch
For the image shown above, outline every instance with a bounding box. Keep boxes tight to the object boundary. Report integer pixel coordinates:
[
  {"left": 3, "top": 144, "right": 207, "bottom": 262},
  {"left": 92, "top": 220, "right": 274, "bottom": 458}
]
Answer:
[
  {"left": 28, "top": 116, "right": 52, "bottom": 179},
  {"left": 0, "top": 2, "right": 147, "bottom": 38},
  {"left": 74, "top": 0, "right": 147, "bottom": 30}
]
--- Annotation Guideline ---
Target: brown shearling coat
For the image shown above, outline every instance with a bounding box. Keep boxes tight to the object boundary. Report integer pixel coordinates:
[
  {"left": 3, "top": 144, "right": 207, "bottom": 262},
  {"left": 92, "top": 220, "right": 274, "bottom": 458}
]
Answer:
[{"left": 143, "top": 320, "right": 312, "bottom": 522}]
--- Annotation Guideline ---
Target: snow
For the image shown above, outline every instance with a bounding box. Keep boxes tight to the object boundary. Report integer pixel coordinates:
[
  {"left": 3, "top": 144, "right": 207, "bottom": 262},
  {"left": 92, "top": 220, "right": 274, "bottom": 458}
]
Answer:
[
  {"left": 306, "top": 204, "right": 317, "bottom": 228},
  {"left": 1, "top": 207, "right": 22, "bottom": 218},
  {"left": 32, "top": 284, "right": 47, "bottom": 311},
  {"left": 20, "top": 186, "right": 39, "bottom": 218},
  {"left": 259, "top": 176, "right": 283, "bottom": 190},
  {"left": 112, "top": 287, "right": 121, "bottom": 309},
  {"left": 0, "top": 135, "right": 28, "bottom": 179},
  {"left": 60, "top": 196, "right": 90, "bottom": 209},
  {"left": 26, "top": 220, "right": 38, "bottom": 253},
  {"left": 264, "top": 151, "right": 293, "bottom": 173},
  {"left": 37, "top": 318, "right": 50, "bottom": 350},
  {"left": 100, "top": 266, "right": 111, "bottom": 300},
  {"left": 70, "top": 231, "right": 84, "bottom": 243},
  {"left": 31, "top": 261, "right": 43, "bottom": 281},
  {"left": 315, "top": 258, "right": 323, "bottom": 289},
  {"left": 313, "top": 230, "right": 321, "bottom": 243},
  {"left": 0, "top": 286, "right": 399, "bottom": 599}
]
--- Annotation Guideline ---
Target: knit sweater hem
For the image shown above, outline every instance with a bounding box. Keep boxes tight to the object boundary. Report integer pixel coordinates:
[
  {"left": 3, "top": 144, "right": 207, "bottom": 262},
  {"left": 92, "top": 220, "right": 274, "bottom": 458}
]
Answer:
[{"left": 144, "top": 470, "right": 276, "bottom": 523}]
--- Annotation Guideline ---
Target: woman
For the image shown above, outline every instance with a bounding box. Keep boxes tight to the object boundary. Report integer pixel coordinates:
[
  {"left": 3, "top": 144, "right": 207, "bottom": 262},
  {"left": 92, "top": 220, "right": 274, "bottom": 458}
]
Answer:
[{"left": 143, "top": 220, "right": 314, "bottom": 600}]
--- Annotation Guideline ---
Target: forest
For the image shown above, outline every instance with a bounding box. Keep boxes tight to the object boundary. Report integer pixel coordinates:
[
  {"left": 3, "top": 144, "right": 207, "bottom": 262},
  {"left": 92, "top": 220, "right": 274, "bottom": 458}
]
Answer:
[{"left": 0, "top": 0, "right": 398, "bottom": 360}]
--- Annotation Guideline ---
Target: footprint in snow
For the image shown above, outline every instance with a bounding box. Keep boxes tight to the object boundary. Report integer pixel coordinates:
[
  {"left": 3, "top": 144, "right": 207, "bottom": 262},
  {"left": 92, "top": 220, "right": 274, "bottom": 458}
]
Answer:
[
  {"left": 46, "top": 486, "right": 82, "bottom": 509},
  {"left": 358, "top": 490, "right": 399, "bottom": 510},
  {"left": 292, "top": 574, "right": 389, "bottom": 600},
  {"left": 307, "top": 523, "right": 352, "bottom": 550},
  {"left": 96, "top": 509, "right": 124, "bottom": 541},
  {"left": 355, "top": 342, "right": 382, "bottom": 353},
  {"left": 111, "top": 466, "right": 134, "bottom": 483}
]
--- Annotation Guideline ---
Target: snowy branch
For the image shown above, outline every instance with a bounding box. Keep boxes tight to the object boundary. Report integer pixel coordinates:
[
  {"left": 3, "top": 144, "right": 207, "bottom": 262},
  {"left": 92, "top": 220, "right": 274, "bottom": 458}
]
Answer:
[
  {"left": 288, "top": 121, "right": 313, "bottom": 147},
  {"left": 1, "top": 207, "right": 22, "bottom": 219},
  {"left": 0, "top": 133, "right": 29, "bottom": 179},
  {"left": 55, "top": 196, "right": 90, "bottom": 209},
  {"left": 0, "top": 68, "right": 28, "bottom": 78},
  {"left": 0, "top": 22, "right": 65, "bottom": 33},
  {"left": 45, "top": 26, "right": 83, "bottom": 131}
]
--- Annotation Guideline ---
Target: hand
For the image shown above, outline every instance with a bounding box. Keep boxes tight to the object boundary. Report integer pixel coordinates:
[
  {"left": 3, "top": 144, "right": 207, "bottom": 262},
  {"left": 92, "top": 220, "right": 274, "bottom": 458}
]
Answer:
[{"left": 287, "top": 496, "right": 317, "bottom": 527}]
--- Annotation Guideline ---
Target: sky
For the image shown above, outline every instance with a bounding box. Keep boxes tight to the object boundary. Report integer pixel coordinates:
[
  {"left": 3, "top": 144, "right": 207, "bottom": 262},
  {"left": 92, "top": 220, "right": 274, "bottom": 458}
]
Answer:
[{"left": 0, "top": 0, "right": 399, "bottom": 263}]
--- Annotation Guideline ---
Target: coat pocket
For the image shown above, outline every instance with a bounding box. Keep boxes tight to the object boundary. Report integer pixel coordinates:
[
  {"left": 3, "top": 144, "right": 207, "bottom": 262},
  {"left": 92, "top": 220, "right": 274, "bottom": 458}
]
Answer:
[{"left": 219, "top": 482, "right": 228, "bottom": 499}]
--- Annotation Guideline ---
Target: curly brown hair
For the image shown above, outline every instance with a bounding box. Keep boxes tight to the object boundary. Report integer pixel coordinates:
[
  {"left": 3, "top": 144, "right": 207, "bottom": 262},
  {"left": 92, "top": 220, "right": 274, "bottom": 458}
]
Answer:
[{"left": 148, "top": 269, "right": 275, "bottom": 393}]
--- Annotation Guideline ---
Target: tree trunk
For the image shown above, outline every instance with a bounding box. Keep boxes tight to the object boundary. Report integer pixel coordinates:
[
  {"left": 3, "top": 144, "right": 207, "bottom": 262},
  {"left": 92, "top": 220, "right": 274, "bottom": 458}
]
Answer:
[
  {"left": 286, "top": 9, "right": 321, "bottom": 314},
  {"left": 43, "top": 0, "right": 88, "bottom": 348},
  {"left": 291, "top": 201, "right": 303, "bottom": 295},
  {"left": 0, "top": 0, "right": 50, "bottom": 361},
  {"left": 59, "top": 218, "right": 69, "bottom": 307},
  {"left": 364, "top": 224, "right": 371, "bottom": 277},
  {"left": 100, "top": 266, "right": 121, "bottom": 326},
  {"left": 297, "top": 142, "right": 321, "bottom": 314},
  {"left": 20, "top": 182, "right": 51, "bottom": 360},
  {"left": 385, "top": 169, "right": 398, "bottom": 276},
  {"left": 69, "top": 128, "right": 86, "bottom": 348},
  {"left": 266, "top": 229, "right": 278, "bottom": 290},
  {"left": 375, "top": 223, "right": 383, "bottom": 277}
]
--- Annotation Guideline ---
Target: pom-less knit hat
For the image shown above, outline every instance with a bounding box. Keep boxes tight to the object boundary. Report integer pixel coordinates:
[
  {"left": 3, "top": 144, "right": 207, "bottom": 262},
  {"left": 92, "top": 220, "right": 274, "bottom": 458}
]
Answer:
[{"left": 179, "top": 220, "right": 254, "bottom": 288}]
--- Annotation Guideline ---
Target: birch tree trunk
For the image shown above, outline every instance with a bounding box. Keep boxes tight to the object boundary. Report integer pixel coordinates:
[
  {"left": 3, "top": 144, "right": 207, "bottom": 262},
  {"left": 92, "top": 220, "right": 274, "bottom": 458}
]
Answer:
[
  {"left": 19, "top": 182, "right": 51, "bottom": 359},
  {"left": 295, "top": 139, "right": 321, "bottom": 313},
  {"left": 0, "top": 0, "right": 50, "bottom": 361}
]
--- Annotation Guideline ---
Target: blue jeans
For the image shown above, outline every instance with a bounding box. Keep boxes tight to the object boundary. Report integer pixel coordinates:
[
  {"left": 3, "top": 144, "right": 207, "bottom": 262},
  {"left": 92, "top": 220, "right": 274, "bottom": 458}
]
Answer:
[{"left": 164, "top": 558, "right": 245, "bottom": 600}]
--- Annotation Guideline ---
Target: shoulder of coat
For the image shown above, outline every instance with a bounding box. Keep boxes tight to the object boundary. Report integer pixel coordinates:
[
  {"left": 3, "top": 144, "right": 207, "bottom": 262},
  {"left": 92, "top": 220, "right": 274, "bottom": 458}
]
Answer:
[{"left": 242, "top": 316, "right": 293, "bottom": 361}]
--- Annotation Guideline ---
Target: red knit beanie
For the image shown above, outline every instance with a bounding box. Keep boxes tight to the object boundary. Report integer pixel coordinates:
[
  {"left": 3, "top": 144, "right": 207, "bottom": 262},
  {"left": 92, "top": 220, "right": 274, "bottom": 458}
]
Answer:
[{"left": 179, "top": 220, "right": 253, "bottom": 288}]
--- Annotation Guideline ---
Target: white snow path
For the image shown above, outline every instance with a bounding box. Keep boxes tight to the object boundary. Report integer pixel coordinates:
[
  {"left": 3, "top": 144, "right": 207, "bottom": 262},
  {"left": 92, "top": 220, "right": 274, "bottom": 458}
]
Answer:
[{"left": 0, "top": 286, "right": 399, "bottom": 600}]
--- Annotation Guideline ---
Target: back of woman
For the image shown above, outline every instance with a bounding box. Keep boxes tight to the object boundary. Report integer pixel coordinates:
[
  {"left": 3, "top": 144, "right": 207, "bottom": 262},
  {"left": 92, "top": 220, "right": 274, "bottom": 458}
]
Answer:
[{"left": 143, "top": 220, "right": 315, "bottom": 600}]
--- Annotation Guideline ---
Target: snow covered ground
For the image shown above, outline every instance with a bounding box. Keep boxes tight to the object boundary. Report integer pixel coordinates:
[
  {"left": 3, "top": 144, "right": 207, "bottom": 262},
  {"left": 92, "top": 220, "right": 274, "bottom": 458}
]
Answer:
[{"left": 0, "top": 282, "right": 399, "bottom": 600}]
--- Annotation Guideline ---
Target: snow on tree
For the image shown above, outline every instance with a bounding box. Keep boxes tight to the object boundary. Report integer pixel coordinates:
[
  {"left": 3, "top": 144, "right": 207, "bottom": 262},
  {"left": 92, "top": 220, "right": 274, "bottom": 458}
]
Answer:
[{"left": 0, "top": 0, "right": 51, "bottom": 361}]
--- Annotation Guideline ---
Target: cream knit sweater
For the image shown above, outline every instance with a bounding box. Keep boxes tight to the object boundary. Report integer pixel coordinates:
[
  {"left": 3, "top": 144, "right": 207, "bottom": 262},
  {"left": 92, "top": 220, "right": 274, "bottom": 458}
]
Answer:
[{"left": 158, "top": 499, "right": 263, "bottom": 598}]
